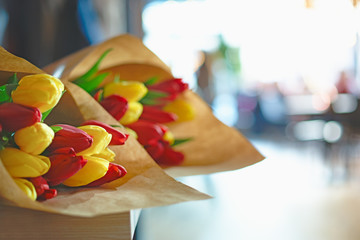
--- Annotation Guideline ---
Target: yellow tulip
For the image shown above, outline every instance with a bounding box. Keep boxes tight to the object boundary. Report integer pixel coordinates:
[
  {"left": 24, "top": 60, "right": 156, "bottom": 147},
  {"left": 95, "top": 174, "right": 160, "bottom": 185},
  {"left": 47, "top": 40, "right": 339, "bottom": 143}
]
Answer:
[
  {"left": 119, "top": 102, "right": 143, "bottom": 125},
  {"left": 13, "top": 178, "right": 37, "bottom": 201},
  {"left": 103, "top": 81, "right": 148, "bottom": 102},
  {"left": 14, "top": 122, "right": 54, "bottom": 155},
  {"left": 163, "top": 99, "right": 195, "bottom": 122},
  {"left": 92, "top": 147, "right": 115, "bottom": 162},
  {"left": 77, "top": 125, "right": 112, "bottom": 156},
  {"left": 12, "top": 74, "right": 64, "bottom": 113},
  {"left": 0, "top": 148, "right": 50, "bottom": 178},
  {"left": 62, "top": 156, "right": 109, "bottom": 187}
]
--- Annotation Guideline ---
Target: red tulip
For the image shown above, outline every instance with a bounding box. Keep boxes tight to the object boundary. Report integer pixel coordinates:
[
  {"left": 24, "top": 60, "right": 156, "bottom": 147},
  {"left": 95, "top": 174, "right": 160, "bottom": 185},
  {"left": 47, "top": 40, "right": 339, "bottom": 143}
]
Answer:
[
  {"left": 148, "top": 78, "right": 188, "bottom": 101},
  {"left": 100, "top": 95, "right": 128, "bottom": 121},
  {"left": 144, "top": 141, "right": 165, "bottom": 160},
  {"left": 44, "top": 147, "right": 87, "bottom": 186},
  {"left": 28, "top": 176, "right": 57, "bottom": 201},
  {"left": 86, "top": 162, "right": 127, "bottom": 187},
  {"left": 0, "top": 102, "right": 41, "bottom": 132},
  {"left": 126, "top": 120, "right": 165, "bottom": 145},
  {"left": 140, "top": 105, "right": 178, "bottom": 123},
  {"left": 81, "top": 120, "right": 129, "bottom": 145},
  {"left": 155, "top": 141, "right": 185, "bottom": 166},
  {"left": 46, "top": 124, "right": 93, "bottom": 153}
]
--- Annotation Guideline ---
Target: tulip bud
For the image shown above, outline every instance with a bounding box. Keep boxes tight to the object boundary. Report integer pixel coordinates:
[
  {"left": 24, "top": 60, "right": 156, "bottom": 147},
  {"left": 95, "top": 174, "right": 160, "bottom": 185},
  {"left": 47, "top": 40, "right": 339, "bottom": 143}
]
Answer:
[
  {"left": 156, "top": 141, "right": 185, "bottom": 166},
  {"left": 44, "top": 147, "right": 87, "bottom": 186},
  {"left": 163, "top": 99, "right": 195, "bottom": 122},
  {"left": 86, "top": 163, "right": 127, "bottom": 187},
  {"left": 0, "top": 148, "right": 50, "bottom": 178},
  {"left": 144, "top": 141, "right": 165, "bottom": 160},
  {"left": 12, "top": 74, "right": 64, "bottom": 113},
  {"left": 14, "top": 122, "right": 54, "bottom": 155},
  {"left": 0, "top": 102, "right": 41, "bottom": 132},
  {"left": 92, "top": 147, "right": 116, "bottom": 162},
  {"left": 46, "top": 124, "right": 93, "bottom": 153},
  {"left": 148, "top": 78, "right": 188, "bottom": 101},
  {"left": 100, "top": 95, "right": 128, "bottom": 121},
  {"left": 81, "top": 120, "right": 129, "bottom": 145},
  {"left": 126, "top": 120, "right": 164, "bottom": 145},
  {"left": 62, "top": 156, "right": 109, "bottom": 187},
  {"left": 119, "top": 102, "right": 143, "bottom": 125},
  {"left": 28, "top": 176, "right": 57, "bottom": 201},
  {"left": 103, "top": 81, "right": 148, "bottom": 102},
  {"left": 140, "top": 105, "right": 178, "bottom": 123},
  {"left": 13, "top": 178, "right": 37, "bottom": 201},
  {"left": 77, "top": 125, "right": 112, "bottom": 156}
]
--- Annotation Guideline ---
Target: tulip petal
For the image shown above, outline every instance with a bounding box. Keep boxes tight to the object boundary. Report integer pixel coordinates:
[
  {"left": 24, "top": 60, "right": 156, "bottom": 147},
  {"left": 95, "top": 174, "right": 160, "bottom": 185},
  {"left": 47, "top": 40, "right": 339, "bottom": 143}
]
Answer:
[
  {"left": 126, "top": 120, "right": 164, "bottom": 145},
  {"left": 0, "top": 148, "right": 50, "bottom": 178},
  {"left": 62, "top": 156, "right": 109, "bottom": 187},
  {"left": 47, "top": 124, "right": 93, "bottom": 153},
  {"left": 100, "top": 95, "right": 128, "bottom": 121},
  {"left": 0, "top": 103, "right": 41, "bottom": 132},
  {"left": 140, "top": 105, "right": 178, "bottom": 123},
  {"left": 86, "top": 163, "right": 127, "bottom": 187},
  {"left": 12, "top": 74, "right": 64, "bottom": 113},
  {"left": 119, "top": 102, "right": 143, "bottom": 125},
  {"left": 103, "top": 81, "right": 148, "bottom": 102},
  {"left": 81, "top": 120, "right": 129, "bottom": 145},
  {"left": 14, "top": 122, "right": 54, "bottom": 155},
  {"left": 44, "top": 147, "right": 87, "bottom": 186},
  {"left": 77, "top": 125, "right": 112, "bottom": 155},
  {"left": 155, "top": 141, "right": 185, "bottom": 166},
  {"left": 13, "top": 178, "right": 37, "bottom": 201}
]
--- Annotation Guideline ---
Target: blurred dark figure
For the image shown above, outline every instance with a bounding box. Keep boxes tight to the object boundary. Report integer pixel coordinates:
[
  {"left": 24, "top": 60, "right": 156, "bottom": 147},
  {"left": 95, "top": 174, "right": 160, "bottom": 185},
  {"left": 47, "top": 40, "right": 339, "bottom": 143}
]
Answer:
[{"left": 1, "top": 0, "right": 89, "bottom": 67}]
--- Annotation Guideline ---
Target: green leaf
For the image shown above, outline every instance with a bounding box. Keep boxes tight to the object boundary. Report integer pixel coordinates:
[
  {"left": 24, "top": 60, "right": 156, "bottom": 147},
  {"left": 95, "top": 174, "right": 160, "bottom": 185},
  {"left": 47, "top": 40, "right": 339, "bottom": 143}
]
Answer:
[
  {"left": 110, "top": 124, "right": 123, "bottom": 128},
  {"left": 172, "top": 137, "right": 193, "bottom": 146},
  {"left": 0, "top": 83, "right": 18, "bottom": 103},
  {"left": 50, "top": 126, "right": 63, "bottom": 133},
  {"left": 73, "top": 49, "right": 112, "bottom": 93},
  {"left": 0, "top": 85, "right": 9, "bottom": 102},
  {"left": 6, "top": 83, "right": 18, "bottom": 97},
  {"left": 8, "top": 73, "right": 19, "bottom": 84},
  {"left": 145, "top": 90, "right": 168, "bottom": 99},
  {"left": 144, "top": 77, "right": 159, "bottom": 86},
  {"left": 75, "top": 49, "right": 112, "bottom": 82},
  {"left": 139, "top": 98, "right": 160, "bottom": 105},
  {"left": 140, "top": 90, "right": 169, "bottom": 105},
  {"left": 41, "top": 108, "right": 53, "bottom": 122},
  {"left": 78, "top": 72, "right": 109, "bottom": 93}
]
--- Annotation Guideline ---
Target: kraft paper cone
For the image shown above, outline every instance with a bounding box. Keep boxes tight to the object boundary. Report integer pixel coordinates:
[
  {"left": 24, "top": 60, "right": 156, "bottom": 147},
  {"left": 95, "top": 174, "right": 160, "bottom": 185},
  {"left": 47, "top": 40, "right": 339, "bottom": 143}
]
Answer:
[
  {"left": 44, "top": 34, "right": 264, "bottom": 178},
  {"left": 0, "top": 46, "right": 210, "bottom": 217}
]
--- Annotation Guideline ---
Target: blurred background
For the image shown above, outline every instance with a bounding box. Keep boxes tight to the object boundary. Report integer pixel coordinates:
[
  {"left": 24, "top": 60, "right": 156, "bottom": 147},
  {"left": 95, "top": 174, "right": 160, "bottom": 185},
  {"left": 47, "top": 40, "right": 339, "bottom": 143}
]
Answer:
[{"left": 2, "top": 0, "right": 360, "bottom": 239}]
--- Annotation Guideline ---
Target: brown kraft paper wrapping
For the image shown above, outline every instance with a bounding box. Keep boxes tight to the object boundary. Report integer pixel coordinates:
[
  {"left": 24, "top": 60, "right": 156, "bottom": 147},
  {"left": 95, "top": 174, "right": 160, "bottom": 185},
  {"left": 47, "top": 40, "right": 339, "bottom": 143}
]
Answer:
[
  {"left": 0, "top": 46, "right": 210, "bottom": 217},
  {"left": 44, "top": 34, "right": 265, "bottom": 178}
]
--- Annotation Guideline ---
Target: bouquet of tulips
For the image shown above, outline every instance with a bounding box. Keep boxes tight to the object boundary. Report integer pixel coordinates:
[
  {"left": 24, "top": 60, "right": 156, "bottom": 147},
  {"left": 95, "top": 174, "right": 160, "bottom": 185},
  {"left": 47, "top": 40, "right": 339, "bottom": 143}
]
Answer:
[
  {"left": 72, "top": 50, "right": 195, "bottom": 166},
  {"left": 45, "top": 34, "right": 264, "bottom": 177},
  {"left": 0, "top": 46, "right": 209, "bottom": 217},
  {"left": 0, "top": 73, "right": 128, "bottom": 201}
]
